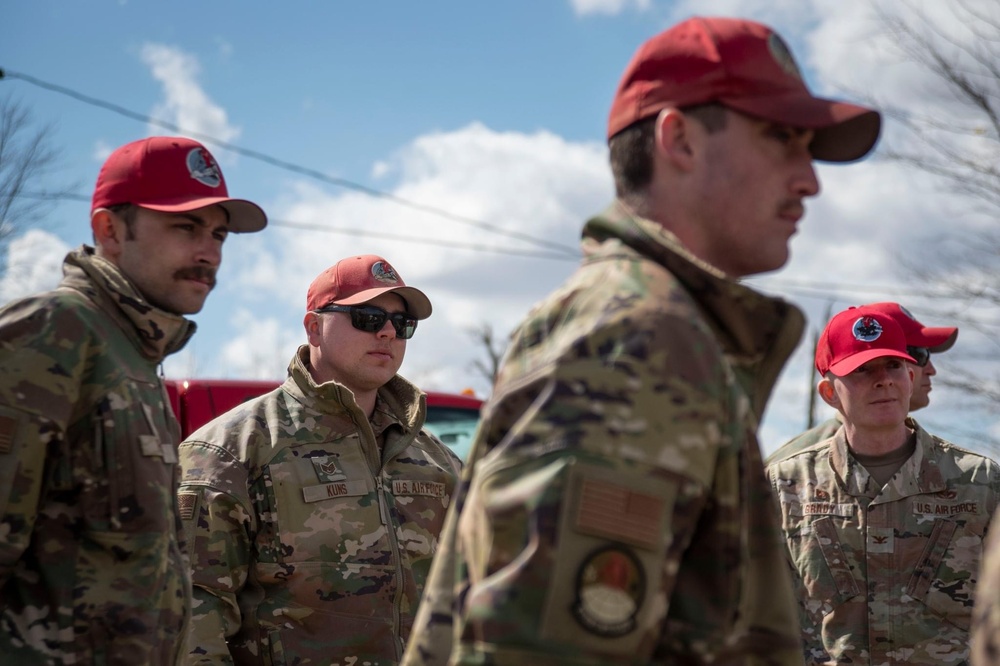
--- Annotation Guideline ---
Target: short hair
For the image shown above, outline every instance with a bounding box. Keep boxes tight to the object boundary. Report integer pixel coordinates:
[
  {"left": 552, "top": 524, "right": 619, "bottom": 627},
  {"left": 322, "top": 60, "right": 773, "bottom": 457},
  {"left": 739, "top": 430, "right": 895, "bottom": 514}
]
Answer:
[
  {"left": 107, "top": 203, "right": 138, "bottom": 240},
  {"left": 609, "top": 103, "right": 729, "bottom": 198}
]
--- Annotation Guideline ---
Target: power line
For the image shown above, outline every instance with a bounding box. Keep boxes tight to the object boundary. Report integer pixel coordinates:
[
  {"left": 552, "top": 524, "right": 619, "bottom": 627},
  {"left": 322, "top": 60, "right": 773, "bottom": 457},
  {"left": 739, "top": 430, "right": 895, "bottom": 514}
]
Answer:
[
  {"left": 0, "top": 67, "right": 580, "bottom": 258},
  {"left": 18, "top": 191, "right": 577, "bottom": 261}
]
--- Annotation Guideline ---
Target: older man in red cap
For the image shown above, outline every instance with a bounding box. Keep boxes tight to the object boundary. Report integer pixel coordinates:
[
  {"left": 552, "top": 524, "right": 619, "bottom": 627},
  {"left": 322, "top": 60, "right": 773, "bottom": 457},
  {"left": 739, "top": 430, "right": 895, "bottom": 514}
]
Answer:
[
  {"left": 178, "top": 255, "right": 462, "bottom": 666},
  {"left": 0, "top": 136, "right": 266, "bottom": 665},
  {"left": 768, "top": 301, "right": 959, "bottom": 465},
  {"left": 767, "top": 306, "right": 999, "bottom": 665},
  {"left": 403, "top": 15, "right": 879, "bottom": 666}
]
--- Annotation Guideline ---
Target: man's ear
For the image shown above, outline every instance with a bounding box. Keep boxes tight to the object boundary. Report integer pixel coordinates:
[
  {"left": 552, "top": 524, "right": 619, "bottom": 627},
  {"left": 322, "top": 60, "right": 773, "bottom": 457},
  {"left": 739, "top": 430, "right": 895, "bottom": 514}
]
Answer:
[
  {"left": 91, "top": 208, "right": 124, "bottom": 259},
  {"left": 304, "top": 312, "right": 322, "bottom": 346},
  {"left": 817, "top": 376, "right": 840, "bottom": 410},
  {"left": 654, "top": 107, "right": 697, "bottom": 171}
]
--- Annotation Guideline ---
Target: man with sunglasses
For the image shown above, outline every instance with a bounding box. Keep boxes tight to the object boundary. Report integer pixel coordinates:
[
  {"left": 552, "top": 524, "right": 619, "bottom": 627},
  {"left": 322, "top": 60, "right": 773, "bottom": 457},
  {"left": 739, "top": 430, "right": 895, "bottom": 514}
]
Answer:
[
  {"left": 766, "top": 301, "right": 958, "bottom": 466},
  {"left": 766, "top": 305, "right": 999, "bottom": 664},
  {"left": 177, "top": 255, "right": 462, "bottom": 665}
]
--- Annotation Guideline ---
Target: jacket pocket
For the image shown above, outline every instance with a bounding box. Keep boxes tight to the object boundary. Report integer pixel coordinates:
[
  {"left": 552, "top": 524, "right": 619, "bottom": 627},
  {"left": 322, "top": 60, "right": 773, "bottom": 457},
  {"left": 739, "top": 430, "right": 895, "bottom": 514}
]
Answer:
[{"left": 906, "top": 518, "right": 976, "bottom": 631}]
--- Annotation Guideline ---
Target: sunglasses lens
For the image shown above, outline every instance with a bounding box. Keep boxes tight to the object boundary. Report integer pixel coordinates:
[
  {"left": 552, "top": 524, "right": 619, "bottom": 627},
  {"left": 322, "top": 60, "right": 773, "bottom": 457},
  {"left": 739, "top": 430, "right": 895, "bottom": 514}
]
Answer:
[
  {"left": 351, "top": 308, "right": 388, "bottom": 333},
  {"left": 347, "top": 307, "right": 417, "bottom": 339},
  {"left": 906, "top": 346, "right": 930, "bottom": 367}
]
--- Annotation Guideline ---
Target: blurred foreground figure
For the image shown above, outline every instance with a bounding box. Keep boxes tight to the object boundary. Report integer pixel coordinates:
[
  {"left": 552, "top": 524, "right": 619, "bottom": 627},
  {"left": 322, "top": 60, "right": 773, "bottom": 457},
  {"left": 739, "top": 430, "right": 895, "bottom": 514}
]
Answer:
[{"left": 402, "top": 15, "right": 881, "bottom": 666}]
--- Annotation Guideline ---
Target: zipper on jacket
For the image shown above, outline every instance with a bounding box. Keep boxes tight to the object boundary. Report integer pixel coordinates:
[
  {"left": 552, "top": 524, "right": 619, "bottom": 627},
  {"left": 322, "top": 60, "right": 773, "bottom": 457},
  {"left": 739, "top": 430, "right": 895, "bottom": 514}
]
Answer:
[{"left": 375, "top": 475, "right": 407, "bottom": 661}]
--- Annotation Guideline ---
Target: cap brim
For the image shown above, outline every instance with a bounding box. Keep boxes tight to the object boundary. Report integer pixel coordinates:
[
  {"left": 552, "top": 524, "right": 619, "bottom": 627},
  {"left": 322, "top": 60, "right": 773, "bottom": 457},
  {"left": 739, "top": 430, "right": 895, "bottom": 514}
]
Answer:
[
  {"left": 828, "top": 349, "right": 916, "bottom": 377},
  {"left": 722, "top": 93, "right": 881, "bottom": 163},
  {"left": 139, "top": 197, "right": 268, "bottom": 234},
  {"left": 916, "top": 327, "right": 958, "bottom": 353},
  {"left": 336, "top": 286, "right": 433, "bottom": 320}
]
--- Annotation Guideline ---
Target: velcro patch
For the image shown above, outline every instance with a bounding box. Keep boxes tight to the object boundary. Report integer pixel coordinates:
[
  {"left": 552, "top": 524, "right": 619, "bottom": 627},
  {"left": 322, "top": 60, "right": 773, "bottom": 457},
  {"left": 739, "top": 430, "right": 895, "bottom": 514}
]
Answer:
[
  {"left": 0, "top": 414, "right": 17, "bottom": 454},
  {"left": 575, "top": 478, "right": 665, "bottom": 549},
  {"left": 913, "top": 501, "right": 979, "bottom": 516},
  {"left": 392, "top": 479, "right": 445, "bottom": 498},
  {"left": 302, "top": 480, "right": 369, "bottom": 503},
  {"left": 177, "top": 493, "right": 197, "bottom": 520},
  {"left": 802, "top": 502, "right": 854, "bottom": 517}
]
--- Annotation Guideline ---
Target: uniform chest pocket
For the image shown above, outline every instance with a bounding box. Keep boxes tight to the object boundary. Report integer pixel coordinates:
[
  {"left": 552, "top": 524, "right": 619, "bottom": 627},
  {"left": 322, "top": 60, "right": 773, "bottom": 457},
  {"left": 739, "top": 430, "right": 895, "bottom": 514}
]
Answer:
[
  {"left": 84, "top": 379, "right": 179, "bottom": 532},
  {"left": 262, "top": 450, "right": 381, "bottom": 564},
  {"left": 782, "top": 505, "right": 861, "bottom": 621},
  {"left": 905, "top": 518, "right": 979, "bottom": 631}
]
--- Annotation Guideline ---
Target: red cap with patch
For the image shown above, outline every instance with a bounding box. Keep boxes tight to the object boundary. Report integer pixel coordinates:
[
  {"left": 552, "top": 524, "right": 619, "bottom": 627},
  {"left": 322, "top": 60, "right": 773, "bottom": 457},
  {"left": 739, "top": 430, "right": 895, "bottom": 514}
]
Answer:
[
  {"left": 306, "top": 255, "right": 432, "bottom": 319},
  {"left": 607, "top": 16, "right": 881, "bottom": 162},
  {"left": 816, "top": 306, "right": 916, "bottom": 377},
  {"left": 864, "top": 302, "right": 958, "bottom": 353},
  {"left": 91, "top": 136, "right": 267, "bottom": 233}
]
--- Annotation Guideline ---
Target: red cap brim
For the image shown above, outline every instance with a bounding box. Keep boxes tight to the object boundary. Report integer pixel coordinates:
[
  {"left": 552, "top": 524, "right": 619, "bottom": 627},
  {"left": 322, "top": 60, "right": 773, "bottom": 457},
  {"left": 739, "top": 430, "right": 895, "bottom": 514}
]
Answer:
[
  {"left": 139, "top": 197, "right": 267, "bottom": 234},
  {"left": 828, "top": 349, "right": 916, "bottom": 377}
]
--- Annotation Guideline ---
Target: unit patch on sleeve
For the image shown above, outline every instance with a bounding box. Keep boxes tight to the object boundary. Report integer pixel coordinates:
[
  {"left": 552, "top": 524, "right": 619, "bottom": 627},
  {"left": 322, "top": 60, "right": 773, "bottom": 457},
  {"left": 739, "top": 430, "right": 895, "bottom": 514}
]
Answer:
[{"left": 572, "top": 545, "right": 645, "bottom": 637}]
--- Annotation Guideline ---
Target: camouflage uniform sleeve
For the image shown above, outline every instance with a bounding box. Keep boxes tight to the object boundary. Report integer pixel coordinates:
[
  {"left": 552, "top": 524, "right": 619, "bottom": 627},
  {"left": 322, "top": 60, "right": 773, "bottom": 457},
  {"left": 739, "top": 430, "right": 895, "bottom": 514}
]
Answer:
[
  {"left": 178, "top": 439, "right": 255, "bottom": 666},
  {"left": 0, "top": 299, "right": 87, "bottom": 586}
]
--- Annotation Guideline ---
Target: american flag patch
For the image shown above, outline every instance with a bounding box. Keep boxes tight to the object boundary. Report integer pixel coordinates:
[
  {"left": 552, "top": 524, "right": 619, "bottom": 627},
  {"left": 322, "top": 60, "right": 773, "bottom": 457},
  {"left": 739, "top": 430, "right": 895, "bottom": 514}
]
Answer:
[
  {"left": 0, "top": 414, "right": 17, "bottom": 454},
  {"left": 575, "top": 478, "right": 665, "bottom": 549},
  {"left": 177, "top": 493, "right": 197, "bottom": 520}
]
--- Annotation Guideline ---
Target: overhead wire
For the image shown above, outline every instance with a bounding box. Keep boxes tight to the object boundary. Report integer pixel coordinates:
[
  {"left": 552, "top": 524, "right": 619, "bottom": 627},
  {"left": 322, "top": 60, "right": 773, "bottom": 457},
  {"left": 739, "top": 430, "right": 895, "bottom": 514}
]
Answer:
[{"left": 0, "top": 67, "right": 581, "bottom": 258}]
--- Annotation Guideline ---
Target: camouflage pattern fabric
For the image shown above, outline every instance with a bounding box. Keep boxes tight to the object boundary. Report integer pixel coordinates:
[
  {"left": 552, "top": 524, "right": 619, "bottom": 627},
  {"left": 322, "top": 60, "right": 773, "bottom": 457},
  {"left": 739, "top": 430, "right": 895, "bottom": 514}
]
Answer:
[
  {"left": 767, "top": 419, "right": 1000, "bottom": 665},
  {"left": 401, "top": 201, "right": 807, "bottom": 666},
  {"left": 765, "top": 415, "right": 841, "bottom": 466},
  {"left": 0, "top": 245, "right": 195, "bottom": 665},
  {"left": 178, "top": 345, "right": 462, "bottom": 666},
  {"left": 973, "top": 508, "right": 1000, "bottom": 664}
]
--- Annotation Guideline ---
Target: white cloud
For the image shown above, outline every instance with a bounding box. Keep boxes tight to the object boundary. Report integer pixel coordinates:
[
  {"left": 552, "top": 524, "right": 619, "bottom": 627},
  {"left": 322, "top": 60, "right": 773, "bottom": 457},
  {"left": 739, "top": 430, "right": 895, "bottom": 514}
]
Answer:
[
  {"left": 0, "top": 230, "right": 70, "bottom": 304},
  {"left": 140, "top": 43, "right": 240, "bottom": 144},
  {"left": 570, "top": 0, "right": 651, "bottom": 17},
  {"left": 219, "top": 122, "right": 611, "bottom": 395}
]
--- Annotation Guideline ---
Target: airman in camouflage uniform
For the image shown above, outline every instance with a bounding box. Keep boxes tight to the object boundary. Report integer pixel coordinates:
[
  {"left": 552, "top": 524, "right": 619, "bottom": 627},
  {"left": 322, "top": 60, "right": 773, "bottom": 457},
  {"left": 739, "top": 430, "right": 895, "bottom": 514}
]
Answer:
[
  {"left": 767, "top": 302, "right": 957, "bottom": 465},
  {"left": 767, "top": 306, "right": 1000, "bottom": 665},
  {"left": 0, "top": 136, "right": 266, "bottom": 665},
  {"left": 401, "top": 16, "right": 881, "bottom": 666},
  {"left": 179, "top": 255, "right": 461, "bottom": 665}
]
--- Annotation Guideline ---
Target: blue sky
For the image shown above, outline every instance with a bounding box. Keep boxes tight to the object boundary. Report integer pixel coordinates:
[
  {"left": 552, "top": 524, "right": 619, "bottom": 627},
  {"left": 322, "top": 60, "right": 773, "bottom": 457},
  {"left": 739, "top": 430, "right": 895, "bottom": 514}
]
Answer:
[{"left": 3, "top": 0, "right": 997, "bottom": 455}]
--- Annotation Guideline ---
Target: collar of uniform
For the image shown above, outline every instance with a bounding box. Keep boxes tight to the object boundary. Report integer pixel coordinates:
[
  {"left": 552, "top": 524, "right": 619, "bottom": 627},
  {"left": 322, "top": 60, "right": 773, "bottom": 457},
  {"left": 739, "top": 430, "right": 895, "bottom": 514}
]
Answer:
[
  {"left": 583, "top": 201, "right": 806, "bottom": 420},
  {"left": 285, "top": 344, "right": 427, "bottom": 434},
  {"left": 60, "top": 245, "right": 196, "bottom": 362}
]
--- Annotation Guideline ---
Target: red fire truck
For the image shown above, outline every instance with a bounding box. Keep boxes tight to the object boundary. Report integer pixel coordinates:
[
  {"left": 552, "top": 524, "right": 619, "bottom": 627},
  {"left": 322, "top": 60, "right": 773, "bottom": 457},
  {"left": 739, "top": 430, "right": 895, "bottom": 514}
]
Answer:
[{"left": 164, "top": 379, "right": 483, "bottom": 461}]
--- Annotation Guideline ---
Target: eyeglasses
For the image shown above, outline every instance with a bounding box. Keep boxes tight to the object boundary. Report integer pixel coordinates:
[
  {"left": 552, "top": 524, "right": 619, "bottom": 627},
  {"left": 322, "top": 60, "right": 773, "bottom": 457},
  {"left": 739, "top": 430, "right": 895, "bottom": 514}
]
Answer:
[
  {"left": 314, "top": 304, "right": 418, "bottom": 339},
  {"left": 906, "top": 345, "right": 931, "bottom": 368}
]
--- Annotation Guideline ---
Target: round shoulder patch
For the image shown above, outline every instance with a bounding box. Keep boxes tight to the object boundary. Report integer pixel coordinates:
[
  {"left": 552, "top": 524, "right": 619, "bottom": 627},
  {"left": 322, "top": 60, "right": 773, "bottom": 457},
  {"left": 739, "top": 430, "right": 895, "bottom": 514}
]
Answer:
[{"left": 572, "top": 545, "right": 644, "bottom": 637}]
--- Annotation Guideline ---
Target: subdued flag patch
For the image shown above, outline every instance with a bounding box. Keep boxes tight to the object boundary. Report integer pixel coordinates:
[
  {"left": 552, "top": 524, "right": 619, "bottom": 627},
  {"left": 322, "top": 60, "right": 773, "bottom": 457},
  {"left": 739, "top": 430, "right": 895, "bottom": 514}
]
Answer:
[
  {"left": 0, "top": 414, "right": 17, "bottom": 454},
  {"left": 178, "top": 492, "right": 197, "bottom": 520},
  {"left": 575, "top": 478, "right": 665, "bottom": 549}
]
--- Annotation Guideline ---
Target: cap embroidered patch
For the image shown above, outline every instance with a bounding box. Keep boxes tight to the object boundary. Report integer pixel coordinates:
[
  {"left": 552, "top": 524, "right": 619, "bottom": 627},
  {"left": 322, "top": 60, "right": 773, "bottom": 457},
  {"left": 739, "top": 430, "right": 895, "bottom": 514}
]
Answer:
[
  {"left": 371, "top": 261, "right": 400, "bottom": 284},
  {"left": 852, "top": 316, "right": 883, "bottom": 342},
  {"left": 573, "top": 546, "right": 644, "bottom": 637},
  {"left": 186, "top": 147, "right": 222, "bottom": 187}
]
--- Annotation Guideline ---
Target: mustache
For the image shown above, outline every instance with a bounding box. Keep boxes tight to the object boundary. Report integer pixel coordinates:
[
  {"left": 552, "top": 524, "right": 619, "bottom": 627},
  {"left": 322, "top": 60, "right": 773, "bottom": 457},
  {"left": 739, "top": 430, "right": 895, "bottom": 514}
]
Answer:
[{"left": 174, "top": 265, "right": 217, "bottom": 288}]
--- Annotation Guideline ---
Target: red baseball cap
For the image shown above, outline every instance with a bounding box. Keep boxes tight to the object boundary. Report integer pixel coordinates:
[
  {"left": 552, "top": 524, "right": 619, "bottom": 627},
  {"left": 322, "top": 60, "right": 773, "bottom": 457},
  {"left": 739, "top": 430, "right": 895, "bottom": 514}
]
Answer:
[
  {"left": 306, "top": 255, "right": 432, "bottom": 319},
  {"left": 91, "top": 136, "right": 267, "bottom": 233},
  {"left": 816, "top": 306, "right": 916, "bottom": 377},
  {"left": 607, "top": 16, "right": 881, "bottom": 162},
  {"left": 863, "top": 302, "right": 958, "bottom": 352}
]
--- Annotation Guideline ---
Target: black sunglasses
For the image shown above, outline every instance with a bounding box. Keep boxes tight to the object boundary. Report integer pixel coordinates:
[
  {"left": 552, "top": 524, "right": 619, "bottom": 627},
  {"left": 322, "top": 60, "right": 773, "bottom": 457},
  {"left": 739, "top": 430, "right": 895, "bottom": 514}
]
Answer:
[
  {"left": 906, "top": 345, "right": 931, "bottom": 368},
  {"left": 314, "top": 304, "right": 418, "bottom": 339}
]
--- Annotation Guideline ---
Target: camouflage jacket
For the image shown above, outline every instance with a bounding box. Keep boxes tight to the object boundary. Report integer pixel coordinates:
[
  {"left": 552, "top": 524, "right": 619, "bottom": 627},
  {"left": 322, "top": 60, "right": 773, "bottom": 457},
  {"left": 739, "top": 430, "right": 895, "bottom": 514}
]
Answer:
[
  {"left": 766, "top": 415, "right": 842, "bottom": 466},
  {"left": 0, "top": 246, "right": 195, "bottom": 665},
  {"left": 972, "top": 507, "right": 1000, "bottom": 665},
  {"left": 766, "top": 420, "right": 1000, "bottom": 665},
  {"left": 178, "top": 345, "right": 462, "bottom": 666},
  {"left": 401, "top": 201, "right": 807, "bottom": 666}
]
